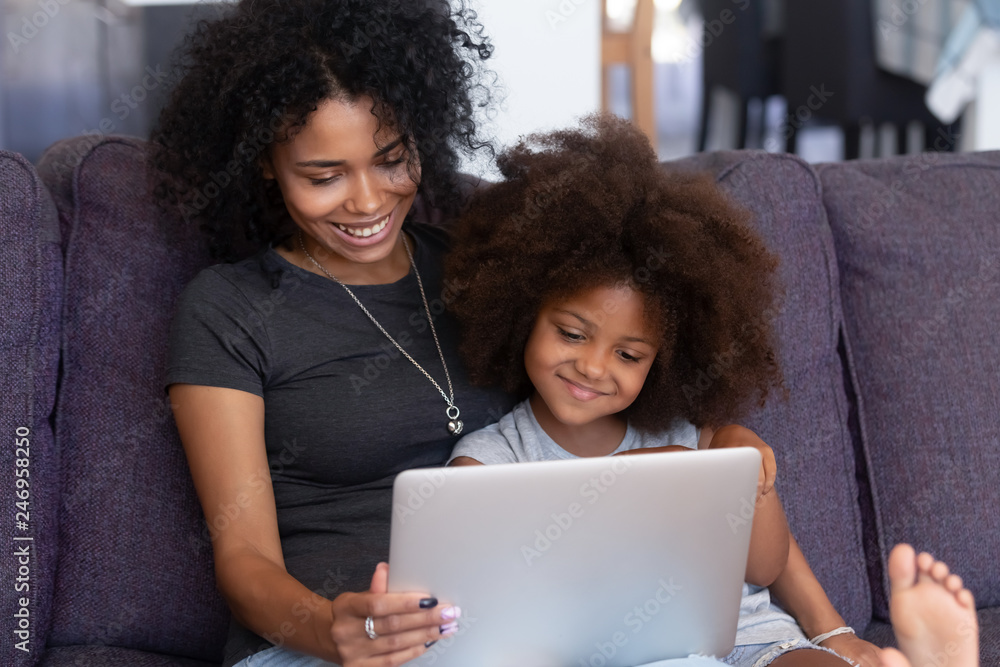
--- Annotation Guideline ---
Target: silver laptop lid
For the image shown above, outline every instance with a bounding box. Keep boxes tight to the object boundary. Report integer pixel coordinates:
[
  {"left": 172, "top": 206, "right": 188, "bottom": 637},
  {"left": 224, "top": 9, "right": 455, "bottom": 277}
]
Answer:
[{"left": 388, "top": 448, "right": 760, "bottom": 667}]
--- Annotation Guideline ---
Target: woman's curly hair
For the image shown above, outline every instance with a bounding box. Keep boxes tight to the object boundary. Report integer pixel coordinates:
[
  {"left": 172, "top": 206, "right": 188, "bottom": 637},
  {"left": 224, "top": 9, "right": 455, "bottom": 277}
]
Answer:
[
  {"left": 445, "top": 114, "right": 784, "bottom": 431},
  {"left": 149, "top": 0, "right": 496, "bottom": 262}
]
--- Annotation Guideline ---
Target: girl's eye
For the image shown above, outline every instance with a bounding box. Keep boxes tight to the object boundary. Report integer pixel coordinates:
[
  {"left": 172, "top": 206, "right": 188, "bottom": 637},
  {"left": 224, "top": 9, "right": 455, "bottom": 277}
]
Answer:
[
  {"left": 558, "top": 328, "right": 584, "bottom": 342},
  {"left": 619, "top": 351, "right": 641, "bottom": 363}
]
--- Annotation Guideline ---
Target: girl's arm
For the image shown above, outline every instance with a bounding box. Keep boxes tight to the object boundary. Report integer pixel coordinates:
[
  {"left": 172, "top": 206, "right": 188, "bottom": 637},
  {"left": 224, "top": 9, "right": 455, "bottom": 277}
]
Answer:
[
  {"left": 170, "top": 384, "right": 449, "bottom": 667},
  {"left": 703, "top": 425, "right": 788, "bottom": 587},
  {"left": 768, "top": 536, "right": 883, "bottom": 667},
  {"left": 449, "top": 456, "right": 485, "bottom": 466},
  {"left": 619, "top": 425, "right": 786, "bottom": 585}
]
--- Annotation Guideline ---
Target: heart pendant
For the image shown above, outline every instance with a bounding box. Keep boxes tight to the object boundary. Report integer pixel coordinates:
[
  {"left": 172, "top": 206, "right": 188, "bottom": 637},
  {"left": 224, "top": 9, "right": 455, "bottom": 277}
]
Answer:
[{"left": 448, "top": 420, "right": 464, "bottom": 435}]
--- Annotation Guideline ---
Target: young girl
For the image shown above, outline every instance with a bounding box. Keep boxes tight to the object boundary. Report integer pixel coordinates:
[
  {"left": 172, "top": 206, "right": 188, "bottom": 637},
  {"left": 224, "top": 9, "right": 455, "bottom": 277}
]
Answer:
[{"left": 443, "top": 114, "right": 882, "bottom": 667}]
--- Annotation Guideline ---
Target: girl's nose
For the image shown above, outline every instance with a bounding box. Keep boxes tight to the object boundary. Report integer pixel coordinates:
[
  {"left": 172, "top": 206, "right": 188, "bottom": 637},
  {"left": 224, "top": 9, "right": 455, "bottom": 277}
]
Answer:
[{"left": 575, "top": 348, "right": 608, "bottom": 379}]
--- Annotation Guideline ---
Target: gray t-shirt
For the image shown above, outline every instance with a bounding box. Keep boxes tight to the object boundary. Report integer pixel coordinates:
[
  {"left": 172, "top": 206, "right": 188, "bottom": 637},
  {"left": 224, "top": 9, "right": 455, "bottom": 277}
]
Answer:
[
  {"left": 165, "top": 222, "right": 514, "bottom": 667},
  {"left": 448, "top": 398, "right": 699, "bottom": 463},
  {"left": 449, "top": 399, "right": 806, "bottom": 651}
]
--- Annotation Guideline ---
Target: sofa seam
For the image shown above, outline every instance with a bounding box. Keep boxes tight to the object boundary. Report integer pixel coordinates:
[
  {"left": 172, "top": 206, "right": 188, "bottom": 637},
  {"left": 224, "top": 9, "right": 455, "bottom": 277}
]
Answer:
[{"left": 717, "top": 153, "right": 873, "bottom": 626}]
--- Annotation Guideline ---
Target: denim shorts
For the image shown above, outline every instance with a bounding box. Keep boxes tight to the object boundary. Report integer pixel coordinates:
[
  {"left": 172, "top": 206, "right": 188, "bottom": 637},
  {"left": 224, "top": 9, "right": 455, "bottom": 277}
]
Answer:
[
  {"left": 236, "top": 645, "right": 333, "bottom": 666},
  {"left": 722, "top": 637, "right": 850, "bottom": 667}
]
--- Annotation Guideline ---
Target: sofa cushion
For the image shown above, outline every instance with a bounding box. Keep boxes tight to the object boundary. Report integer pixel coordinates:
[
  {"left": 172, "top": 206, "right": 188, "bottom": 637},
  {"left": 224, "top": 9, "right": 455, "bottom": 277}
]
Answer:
[
  {"left": 1, "top": 150, "right": 62, "bottom": 667},
  {"left": 35, "top": 136, "right": 228, "bottom": 662},
  {"left": 666, "top": 151, "right": 872, "bottom": 630},
  {"left": 39, "top": 645, "right": 217, "bottom": 667},
  {"left": 820, "top": 151, "right": 1000, "bottom": 618}
]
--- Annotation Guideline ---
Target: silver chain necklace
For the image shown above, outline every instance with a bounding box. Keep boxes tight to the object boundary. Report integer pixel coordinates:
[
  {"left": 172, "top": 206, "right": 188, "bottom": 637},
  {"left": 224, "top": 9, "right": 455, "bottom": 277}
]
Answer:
[{"left": 297, "top": 229, "right": 463, "bottom": 435}]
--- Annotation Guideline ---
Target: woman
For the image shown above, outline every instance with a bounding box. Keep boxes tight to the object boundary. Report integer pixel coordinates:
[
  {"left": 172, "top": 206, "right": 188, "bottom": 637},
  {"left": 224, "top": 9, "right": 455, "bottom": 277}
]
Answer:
[{"left": 152, "top": 1, "right": 512, "bottom": 665}]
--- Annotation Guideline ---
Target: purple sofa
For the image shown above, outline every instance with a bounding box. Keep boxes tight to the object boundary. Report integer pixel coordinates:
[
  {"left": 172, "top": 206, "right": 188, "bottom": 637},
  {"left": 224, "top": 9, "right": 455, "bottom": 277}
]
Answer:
[{"left": 2, "top": 134, "right": 998, "bottom": 666}]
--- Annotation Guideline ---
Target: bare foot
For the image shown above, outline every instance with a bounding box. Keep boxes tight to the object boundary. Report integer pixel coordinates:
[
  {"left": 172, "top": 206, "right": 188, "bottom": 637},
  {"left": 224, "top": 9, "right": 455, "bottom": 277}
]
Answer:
[{"left": 881, "top": 543, "right": 978, "bottom": 667}]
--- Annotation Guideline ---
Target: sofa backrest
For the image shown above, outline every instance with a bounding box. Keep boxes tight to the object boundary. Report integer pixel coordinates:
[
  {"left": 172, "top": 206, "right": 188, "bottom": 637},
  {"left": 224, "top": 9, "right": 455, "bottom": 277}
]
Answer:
[
  {"left": 818, "top": 151, "right": 1000, "bottom": 617},
  {"left": 665, "top": 151, "right": 872, "bottom": 629},
  {"left": 1, "top": 150, "right": 62, "bottom": 667},
  {"left": 35, "top": 136, "right": 229, "bottom": 662}
]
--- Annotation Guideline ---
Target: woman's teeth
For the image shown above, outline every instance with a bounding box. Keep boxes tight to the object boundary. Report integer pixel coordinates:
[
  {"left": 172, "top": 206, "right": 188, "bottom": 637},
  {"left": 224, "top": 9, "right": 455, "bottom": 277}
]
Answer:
[{"left": 337, "top": 217, "right": 388, "bottom": 238}]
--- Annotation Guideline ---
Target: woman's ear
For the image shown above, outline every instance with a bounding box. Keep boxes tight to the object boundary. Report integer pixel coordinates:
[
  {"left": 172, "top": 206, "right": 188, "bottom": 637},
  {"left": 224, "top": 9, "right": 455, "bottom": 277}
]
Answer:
[{"left": 259, "top": 155, "right": 275, "bottom": 180}]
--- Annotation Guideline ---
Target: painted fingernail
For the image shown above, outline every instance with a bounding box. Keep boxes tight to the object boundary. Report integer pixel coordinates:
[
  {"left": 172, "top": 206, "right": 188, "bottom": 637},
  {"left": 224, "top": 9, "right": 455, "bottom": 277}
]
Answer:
[
  {"left": 440, "top": 605, "right": 461, "bottom": 620},
  {"left": 425, "top": 640, "right": 437, "bottom": 648},
  {"left": 440, "top": 621, "right": 459, "bottom": 635},
  {"left": 419, "top": 597, "right": 438, "bottom": 609}
]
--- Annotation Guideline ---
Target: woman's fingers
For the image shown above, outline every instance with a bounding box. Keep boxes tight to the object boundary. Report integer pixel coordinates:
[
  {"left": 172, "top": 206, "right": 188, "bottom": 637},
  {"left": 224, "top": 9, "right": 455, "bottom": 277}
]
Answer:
[
  {"left": 367, "top": 605, "right": 461, "bottom": 638},
  {"left": 760, "top": 450, "right": 776, "bottom": 494},
  {"left": 369, "top": 561, "right": 389, "bottom": 594}
]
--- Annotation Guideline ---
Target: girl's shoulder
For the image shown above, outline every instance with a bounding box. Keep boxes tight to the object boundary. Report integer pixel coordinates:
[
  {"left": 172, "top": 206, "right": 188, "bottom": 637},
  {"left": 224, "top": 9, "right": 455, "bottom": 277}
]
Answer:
[{"left": 629, "top": 420, "right": 700, "bottom": 452}]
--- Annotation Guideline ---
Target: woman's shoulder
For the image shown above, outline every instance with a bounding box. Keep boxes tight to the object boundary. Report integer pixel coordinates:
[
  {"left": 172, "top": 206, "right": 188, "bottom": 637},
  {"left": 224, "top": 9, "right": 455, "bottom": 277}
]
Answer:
[
  {"left": 409, "top": 220, "right": 452, "bottom": 254},
  {"left": 177, "top": 249, "right": 285, "bottom": 309}
]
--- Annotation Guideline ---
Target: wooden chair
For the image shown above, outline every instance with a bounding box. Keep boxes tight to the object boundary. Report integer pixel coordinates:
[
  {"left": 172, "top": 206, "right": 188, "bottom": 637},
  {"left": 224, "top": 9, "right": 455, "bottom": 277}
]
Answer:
[{"left": 601, "top": 0, "right": 658, "bottom": 149}]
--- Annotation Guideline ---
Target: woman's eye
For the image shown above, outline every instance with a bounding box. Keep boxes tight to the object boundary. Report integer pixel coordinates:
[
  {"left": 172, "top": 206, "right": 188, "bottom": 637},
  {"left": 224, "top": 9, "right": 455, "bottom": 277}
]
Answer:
[
  {"left": 309, "top": 176, "right": 338, "bottom": 186},
  {"left": 382, "top": 155, "right": 407, "bottom": 168}
]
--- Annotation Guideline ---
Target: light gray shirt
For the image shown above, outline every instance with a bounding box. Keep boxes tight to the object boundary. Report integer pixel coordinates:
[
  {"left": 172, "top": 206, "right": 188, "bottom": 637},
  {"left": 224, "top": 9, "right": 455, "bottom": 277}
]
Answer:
[{"left": 448, "top": 399, "right": 700, "bottom": 464}]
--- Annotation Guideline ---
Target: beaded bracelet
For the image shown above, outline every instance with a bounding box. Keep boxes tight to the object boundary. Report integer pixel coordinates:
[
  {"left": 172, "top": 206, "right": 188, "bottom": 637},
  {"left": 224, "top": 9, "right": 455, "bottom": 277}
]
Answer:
[{"left": 809, "top": 626, "right": 856, "bottom": 645}]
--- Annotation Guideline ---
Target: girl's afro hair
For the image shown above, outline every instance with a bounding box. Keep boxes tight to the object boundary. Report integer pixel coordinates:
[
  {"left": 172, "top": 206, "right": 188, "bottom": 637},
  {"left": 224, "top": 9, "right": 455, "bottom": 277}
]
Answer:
[
  {"left": 149, "top": 0, "right": 496, "bottom": 262},
  {"left": 445, "top": 113, "right": 785, "bottom": 430}
]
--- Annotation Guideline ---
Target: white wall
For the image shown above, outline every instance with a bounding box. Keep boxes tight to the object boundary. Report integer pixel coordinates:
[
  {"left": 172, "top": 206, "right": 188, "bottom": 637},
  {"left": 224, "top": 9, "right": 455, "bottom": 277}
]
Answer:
[{"left": 464, "top": 0, "right": 601, "bottom": 176}]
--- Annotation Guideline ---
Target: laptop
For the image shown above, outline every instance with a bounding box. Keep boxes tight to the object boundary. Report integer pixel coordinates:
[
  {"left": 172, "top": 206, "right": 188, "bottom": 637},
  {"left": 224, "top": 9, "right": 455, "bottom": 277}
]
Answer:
[{"left": 388, "top": 448, "right": 760, "bottom": 667}]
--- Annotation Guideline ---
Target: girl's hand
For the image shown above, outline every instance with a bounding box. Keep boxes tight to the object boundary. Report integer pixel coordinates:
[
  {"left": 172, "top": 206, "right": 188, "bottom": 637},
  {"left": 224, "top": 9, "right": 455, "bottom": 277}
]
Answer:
[
  {"left": 817, "top": 632, "right": 882, "bottom": 667},
  {"left": 329, "top": 562, "right": 459, "bottom": 666},
  {"left": 707, "top": 425, "right": 777, "bottom": 497}
]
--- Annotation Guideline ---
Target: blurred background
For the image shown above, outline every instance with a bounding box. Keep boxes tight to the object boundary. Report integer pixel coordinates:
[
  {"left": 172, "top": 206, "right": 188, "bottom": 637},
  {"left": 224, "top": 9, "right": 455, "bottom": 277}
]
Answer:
[{"left": 2, "top": 0, "right": 998, "bottom": 167}]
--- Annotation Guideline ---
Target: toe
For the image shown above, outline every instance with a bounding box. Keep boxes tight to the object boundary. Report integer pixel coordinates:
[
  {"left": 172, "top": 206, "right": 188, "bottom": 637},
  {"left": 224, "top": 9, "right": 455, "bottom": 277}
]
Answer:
[
  {"left": 944, "top": 573, "right": 964, "bottom": 593},
  {"left": 915, "top": 551, "right": 934, "bottom": 576},
  {"left": 929, "top": 559, "right": 951, "bottom": 583},
  {"left": 888, "top": 544, "right": 918, "bottom": 594},
  {"left": 957, "top": 588, "right": 976, "bottom": 610}
]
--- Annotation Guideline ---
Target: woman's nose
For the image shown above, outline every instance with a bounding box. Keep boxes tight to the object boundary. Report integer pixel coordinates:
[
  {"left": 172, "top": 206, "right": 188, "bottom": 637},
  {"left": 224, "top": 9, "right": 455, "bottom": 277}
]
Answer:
[{"left": 347, "top": 171, "right": 383, "bottom": 215}]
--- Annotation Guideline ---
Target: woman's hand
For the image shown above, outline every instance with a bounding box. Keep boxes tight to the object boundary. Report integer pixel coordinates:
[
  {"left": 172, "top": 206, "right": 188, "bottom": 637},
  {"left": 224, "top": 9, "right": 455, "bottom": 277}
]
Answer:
[
  {"left": 707, "top": 425, "right": 776, "bottom": 497},
  {"left": 329, "top": 562, "right": 460, "bottom": 667},
  {"left": 817, "top": 632, "right": 882, "bottom": 667}
]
